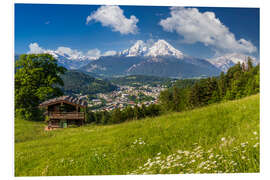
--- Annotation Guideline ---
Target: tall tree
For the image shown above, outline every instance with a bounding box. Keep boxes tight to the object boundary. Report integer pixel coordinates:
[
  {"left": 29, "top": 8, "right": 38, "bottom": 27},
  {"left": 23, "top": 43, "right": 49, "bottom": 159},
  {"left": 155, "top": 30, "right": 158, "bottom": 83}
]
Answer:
[
  {"left": 111, "top": 108, "right": 123, "bottom": 124},
  {"left": 247, "top": 57, "right": 254, "bottom": 71},
  {"left": 15, "top": 54, "right": 66, "bottom": 120}
]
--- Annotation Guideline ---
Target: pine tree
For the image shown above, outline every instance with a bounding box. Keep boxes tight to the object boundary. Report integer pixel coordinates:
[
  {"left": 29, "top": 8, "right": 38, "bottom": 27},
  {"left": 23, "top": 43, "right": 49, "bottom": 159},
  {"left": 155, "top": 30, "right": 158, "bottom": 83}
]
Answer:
[
  {"left": 111, "top": 108, "right": 122, "bottom": 124},
  {"left": 247, "top": 57, "right": 254, "bottom": 71}
]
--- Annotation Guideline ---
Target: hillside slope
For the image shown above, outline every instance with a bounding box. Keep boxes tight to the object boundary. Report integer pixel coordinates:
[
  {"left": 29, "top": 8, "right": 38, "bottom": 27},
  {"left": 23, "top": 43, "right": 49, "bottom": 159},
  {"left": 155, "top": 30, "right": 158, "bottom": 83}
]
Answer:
[
  {"left": 15, "top": 94, "right": 260, "bottom": 176},
  {"left": 60, "top": 70, "right": 117, "bottom": 95}
]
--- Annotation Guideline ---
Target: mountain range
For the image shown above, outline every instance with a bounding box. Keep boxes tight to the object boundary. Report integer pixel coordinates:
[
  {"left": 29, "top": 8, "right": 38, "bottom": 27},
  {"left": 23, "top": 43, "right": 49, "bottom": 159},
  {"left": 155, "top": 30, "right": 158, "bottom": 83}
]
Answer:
[
  {"left": 80, "top": 40, "right": 222, "bottom": 78},
  {"left": 19, "top": 39, "right": 259, "bottom": 78}
]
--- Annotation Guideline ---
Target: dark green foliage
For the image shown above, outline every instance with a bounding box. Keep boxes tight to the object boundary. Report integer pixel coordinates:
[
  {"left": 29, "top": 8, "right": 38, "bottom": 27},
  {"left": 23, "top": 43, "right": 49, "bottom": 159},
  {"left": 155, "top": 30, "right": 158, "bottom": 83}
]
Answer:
[
  {"left": 60, "top": 70, "right": 117, "bottom": 95},
  {"left": 15, "top": 54, "right": 66, "bottom": 121},
  {"left": 159, "top": 90, "right": 174, "bottom": 111},
  {"left": 111, "top": 108, "right": 124, "bottom": 124},
  {"left": 123, "top": 105, "right": 135, "bottom": 120},
  {"left": 100, "top": 110, "right": 111, "bottom": 124},
  {"left": 133, "top": 105, "right": 144, "bottom": 120},
  {"left": 159, "top": 61, "right": 259, "bottom": 112},
  {"left": 173, "top": 79, "right": 199, "bottom": 89},
  {"left": 85, "top": 111, "right": 96, "bottom": 124},
  {"left": 86, "top": 104, "right": 161, "bottom": 125}
]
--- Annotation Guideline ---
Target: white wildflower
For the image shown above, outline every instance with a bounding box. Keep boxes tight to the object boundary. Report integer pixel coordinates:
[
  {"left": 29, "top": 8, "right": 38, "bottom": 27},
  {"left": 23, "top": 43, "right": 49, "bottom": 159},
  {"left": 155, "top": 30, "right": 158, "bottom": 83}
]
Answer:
[
  {"left": 177, "top": 150, "right": 183, "bottom": 154},
  {"left": 198, "top": 162, "right": 205, "bottom": 168},
  {"left": 184, "top": 151, "right": 190, "bottom": 156},
  {"left": 207, "top": 148, "right": 213, "bottom": 153},
  {"left": 253, "top": 143, "right": 259, "bottom": 148},
  {"left": 241, "top": 143, "right": 247, "bottom": 147}
]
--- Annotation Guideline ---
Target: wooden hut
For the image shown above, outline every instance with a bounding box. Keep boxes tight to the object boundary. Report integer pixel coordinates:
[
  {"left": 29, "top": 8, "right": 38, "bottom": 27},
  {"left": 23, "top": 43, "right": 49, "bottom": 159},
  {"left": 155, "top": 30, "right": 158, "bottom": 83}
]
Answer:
[{"left": 39, "top": 95, "right": 87, "bottom": 129}]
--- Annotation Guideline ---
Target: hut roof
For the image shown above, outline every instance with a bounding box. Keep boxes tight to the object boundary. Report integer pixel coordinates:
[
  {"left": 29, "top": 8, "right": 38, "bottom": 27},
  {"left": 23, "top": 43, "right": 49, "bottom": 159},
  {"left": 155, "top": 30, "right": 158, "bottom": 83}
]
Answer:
[{"left": 39, "top": 95, "right": 87, "bottom": 108}]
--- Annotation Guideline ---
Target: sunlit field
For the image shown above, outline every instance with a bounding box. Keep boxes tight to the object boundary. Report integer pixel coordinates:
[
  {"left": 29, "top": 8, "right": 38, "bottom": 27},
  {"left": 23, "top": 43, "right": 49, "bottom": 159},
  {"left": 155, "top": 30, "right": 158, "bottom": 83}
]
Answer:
[{"left": 15, "top": 94, "right": 259, "bottom": 176}]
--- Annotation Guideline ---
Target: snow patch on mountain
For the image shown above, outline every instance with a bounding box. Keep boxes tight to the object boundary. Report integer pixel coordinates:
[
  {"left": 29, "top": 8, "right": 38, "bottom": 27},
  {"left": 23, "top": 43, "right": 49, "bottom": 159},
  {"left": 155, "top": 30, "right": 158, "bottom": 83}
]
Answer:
[
  {"left": 43, "top": 50, "right": 93, "bottom": 69},
  {"left": 208, "top": 53, "right": 259, "bottom": 72}
]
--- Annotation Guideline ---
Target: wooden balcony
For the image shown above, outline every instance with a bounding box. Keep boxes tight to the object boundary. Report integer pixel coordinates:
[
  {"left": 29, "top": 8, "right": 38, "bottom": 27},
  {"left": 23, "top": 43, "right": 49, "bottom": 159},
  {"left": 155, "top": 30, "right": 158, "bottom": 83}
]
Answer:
[{"left": 48, "top": 112, "right": 85, "bottom": 120}]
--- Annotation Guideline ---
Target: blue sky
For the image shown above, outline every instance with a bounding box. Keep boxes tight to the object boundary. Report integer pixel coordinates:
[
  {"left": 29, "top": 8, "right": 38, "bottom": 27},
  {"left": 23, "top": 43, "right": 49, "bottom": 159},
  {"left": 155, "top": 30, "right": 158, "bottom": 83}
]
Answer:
[{"left": 15, "top": 4, "right": 259, "bottom": 59}]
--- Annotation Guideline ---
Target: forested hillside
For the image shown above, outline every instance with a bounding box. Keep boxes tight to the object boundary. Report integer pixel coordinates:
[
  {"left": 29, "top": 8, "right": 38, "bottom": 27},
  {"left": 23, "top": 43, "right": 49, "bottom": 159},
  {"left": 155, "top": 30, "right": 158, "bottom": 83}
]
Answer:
[
  {"left": 159, "top": 58, "right": 259, "bottom": 112},
  {"left": 60, "top": 70, "right": 117, "bottom": 95}
]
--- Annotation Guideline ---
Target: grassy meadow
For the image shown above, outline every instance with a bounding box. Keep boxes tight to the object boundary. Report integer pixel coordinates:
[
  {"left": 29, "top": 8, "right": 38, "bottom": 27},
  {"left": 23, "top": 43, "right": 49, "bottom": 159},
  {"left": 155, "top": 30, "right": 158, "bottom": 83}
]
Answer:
[{"left": 15, "top": 94, "right": 260, "bottom": 176}]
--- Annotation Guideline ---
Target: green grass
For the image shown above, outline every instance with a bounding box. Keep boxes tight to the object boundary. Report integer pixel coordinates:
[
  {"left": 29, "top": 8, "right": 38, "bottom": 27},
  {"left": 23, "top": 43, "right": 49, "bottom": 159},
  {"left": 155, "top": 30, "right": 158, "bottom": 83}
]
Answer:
[{"left": 15, "top": 94, "right": 260, "bottom": 176}]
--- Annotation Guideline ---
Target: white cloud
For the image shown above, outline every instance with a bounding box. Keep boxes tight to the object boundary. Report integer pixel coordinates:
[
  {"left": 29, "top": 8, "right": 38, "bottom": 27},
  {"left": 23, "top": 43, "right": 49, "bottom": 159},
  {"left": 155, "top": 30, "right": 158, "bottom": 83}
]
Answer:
[
  {"left": 103, "top": 50, "right": 117, "bottom": 56},
  {"left": 86, "top": 49, "right": 101, "bottom": 60},
  {"left": 86, "top": 5, "right": 139, "bottom": 34},
  {"left": 56, "top": 47, "right": 84, "bottom": 58},
  {"left": 28, "top": 43, "right": 46, "bottom": 54},
  {"left": 27, "top": 43, "right": 115, "bottom": 60},
  {"left": 159, "top": 7, "right": 257, "bottom": 54}
]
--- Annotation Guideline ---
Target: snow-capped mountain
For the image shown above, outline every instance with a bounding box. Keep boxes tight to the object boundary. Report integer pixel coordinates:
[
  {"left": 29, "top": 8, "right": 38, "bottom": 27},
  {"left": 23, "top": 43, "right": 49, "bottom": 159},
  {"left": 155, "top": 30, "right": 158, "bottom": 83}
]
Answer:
[
  {"left": 80, "top": 39, "right": 221, "bottom": 78},
  {"left": 38, "top": 50, "right": 93, "bottom": 69},
  {"left": 42, "top": 39, "right": 184, "bottom": 70},
  {"left": 208, "top": 53, "right": 259, "bottom": 72},
  {"left": 119, "top": 39, "right": 183, "bottom": 59},
  {"left": 145, "top": 40, "right": 183, "bottom": 59},
  {"left": 120, "top": 40, "right": 148, "bottom": 57},
  {"left": 22, "top": 39, "right": 259, "bottom": 77}
]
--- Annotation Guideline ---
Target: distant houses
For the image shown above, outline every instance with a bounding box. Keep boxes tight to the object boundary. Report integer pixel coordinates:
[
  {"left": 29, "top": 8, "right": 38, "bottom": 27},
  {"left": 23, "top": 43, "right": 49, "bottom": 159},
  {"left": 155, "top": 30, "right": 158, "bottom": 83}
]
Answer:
[{"left": 86, "top": 84, "right": 163, "bottom": 112}]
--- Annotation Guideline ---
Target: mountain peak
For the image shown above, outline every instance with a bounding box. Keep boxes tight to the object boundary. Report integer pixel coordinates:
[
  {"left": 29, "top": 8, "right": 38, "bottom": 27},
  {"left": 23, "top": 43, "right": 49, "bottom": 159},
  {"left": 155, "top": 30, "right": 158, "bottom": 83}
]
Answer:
[
  {"left": 120, "top": 40, "right": 148, "bottom": 57},
  {"left": 120, "top": 39, "right": 184, "bottom": 59},
  {"left": 155, "top": 39, "right": 171, "bottom": 46},
  {"left": 145, "top": 39, "right": 183, "bottom": 59}
]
